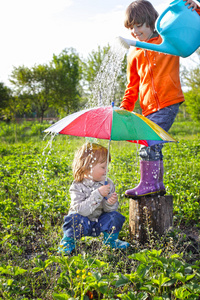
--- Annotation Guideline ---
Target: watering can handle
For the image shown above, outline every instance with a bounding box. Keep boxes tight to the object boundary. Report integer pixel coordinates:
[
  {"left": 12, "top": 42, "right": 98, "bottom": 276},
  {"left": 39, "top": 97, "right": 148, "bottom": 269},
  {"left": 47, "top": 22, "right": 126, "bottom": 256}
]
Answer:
[
  {"left": 156, "top": 0, "right": 184, "bottom": 33},
  {"left": 156, "top": 6, "right": 171, "bottom": 33}
]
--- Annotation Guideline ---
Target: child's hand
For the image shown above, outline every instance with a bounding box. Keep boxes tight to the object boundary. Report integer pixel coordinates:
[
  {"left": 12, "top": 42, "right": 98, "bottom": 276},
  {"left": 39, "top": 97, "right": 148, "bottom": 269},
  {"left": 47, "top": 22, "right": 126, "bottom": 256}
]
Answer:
[
  {"left": 107, "top": 192, "right": 118, "bottom": 205},
  {"left": 98, "top": 184, "right": 110, "bottom": 197},
  {"left": 184, "top": 0, "right": 198, "bottom": 10}
]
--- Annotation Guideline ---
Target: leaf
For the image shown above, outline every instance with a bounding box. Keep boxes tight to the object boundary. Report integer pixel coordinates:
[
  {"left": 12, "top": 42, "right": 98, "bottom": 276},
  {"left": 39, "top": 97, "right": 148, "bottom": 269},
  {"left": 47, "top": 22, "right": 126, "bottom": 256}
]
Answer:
[
  {"left": 6, "top": 279, "right": 14, "bottom": 286},
  {"left": 99, "top": 285, "right": 108, "bottom": 294},
  {"left": 92, "top": 259, "right": 108, "bottom": 268},
  {"left": 173, "top": 286, "right": 191, "bottom": 299},
  {"left": 13, "top": 266, "right": 27, "bottom": 276},
  {"left": 0, "top": 265, "right": 12, "bottom": 275},
  {"left": 136, "top": 264, "right": 152, "bottom": 278},
  {"left": 115, "top": 274, "right": 129, "bottom": 287},
  {"left": 185, "top": 282, "right": 200, "bottom": 293},
  {"left": 129, "top": 252, "right": 148, "bottom": 263},
  {"left": 92, "top": 272, "right": 102, "bottom": 281},
  {"left": 118, "top": 291, "right": 148, "bottom": 300},
  {"left": 53, "top": 293, "right": 74, "bottom": 300},
  {"left": 0, "top": 265, "right": 27, "bottom": 276},
  {"left": 158, "top": 273, "right": 171, "bottom": 287},
  {"left": 149, "top": 249, "right": 162, "bottom": 257},
  {"left": 185, "top": 274, "right": 195, "bottom": 282},
  {"left": 32, "top": 267, "right": 43, "bottom": 273},
  {"left": 163, "top": 279, "right": 176, "bottom": 287}
]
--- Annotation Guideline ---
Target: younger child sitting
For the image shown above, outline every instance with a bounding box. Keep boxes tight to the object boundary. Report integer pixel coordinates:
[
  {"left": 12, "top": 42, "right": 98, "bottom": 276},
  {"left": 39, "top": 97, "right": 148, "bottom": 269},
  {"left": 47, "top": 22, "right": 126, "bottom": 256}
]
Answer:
[{"left": 59, "top": 143, "right": 129, "bottom": 254}]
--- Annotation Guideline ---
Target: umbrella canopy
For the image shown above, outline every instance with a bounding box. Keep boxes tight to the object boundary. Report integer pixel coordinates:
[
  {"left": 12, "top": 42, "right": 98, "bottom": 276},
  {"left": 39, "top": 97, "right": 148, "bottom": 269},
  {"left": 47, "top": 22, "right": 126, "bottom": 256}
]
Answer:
[
  {"left": 44, "top": 105, "right": 177, "bottom": 183},
  {"left": 44, "top": 105, "right": 177, "bottom": 146}
]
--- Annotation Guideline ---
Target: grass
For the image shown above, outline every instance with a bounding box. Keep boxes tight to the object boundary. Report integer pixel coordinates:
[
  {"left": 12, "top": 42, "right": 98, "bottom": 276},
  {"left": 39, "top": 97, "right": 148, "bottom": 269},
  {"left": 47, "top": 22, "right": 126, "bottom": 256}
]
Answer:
[{"left": 0, "top": 118, "right": 200, "bottom": 299}]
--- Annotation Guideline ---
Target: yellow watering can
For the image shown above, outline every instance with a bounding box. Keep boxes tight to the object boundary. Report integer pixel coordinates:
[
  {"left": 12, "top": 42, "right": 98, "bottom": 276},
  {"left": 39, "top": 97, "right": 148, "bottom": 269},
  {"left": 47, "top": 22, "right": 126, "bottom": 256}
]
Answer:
[{"left": 118, "top": 0, "right": 200, "bottom": 57}]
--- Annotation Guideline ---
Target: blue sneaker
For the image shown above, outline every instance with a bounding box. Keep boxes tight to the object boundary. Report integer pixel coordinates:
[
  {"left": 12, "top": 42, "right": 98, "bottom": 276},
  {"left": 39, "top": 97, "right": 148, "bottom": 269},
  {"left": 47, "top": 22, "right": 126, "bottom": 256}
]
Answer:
[
  {"left": 103, "top": 232, "right": 130, "bottom": 249},
  {"left": 58, "top": 236, "right": 75, "bottom": 254}
]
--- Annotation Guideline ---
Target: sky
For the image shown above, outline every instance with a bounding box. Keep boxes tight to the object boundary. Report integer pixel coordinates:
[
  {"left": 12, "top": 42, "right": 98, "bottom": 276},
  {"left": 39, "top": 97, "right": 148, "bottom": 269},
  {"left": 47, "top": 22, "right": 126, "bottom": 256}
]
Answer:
[{"left": 0, "top": 0, "right": 197, "bottom": 87}]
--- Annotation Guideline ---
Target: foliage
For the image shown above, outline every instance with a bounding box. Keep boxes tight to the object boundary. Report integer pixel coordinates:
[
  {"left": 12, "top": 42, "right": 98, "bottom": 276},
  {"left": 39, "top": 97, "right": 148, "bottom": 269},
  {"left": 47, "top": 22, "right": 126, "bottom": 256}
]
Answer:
[
  {"left": 0, "top": 119, "right": 199, "bottom": 299},
  {"left": 0, "top": 82, "right": 11, "bottom": 110},
  {"left": 182, "top": 49, "right": 200, "bottom": 90},
  {"left": 182, "top": 49, "right": 200, "bottom": 121},
  {"left": 9, "top": 48, "right": 82, "bottom": 121},
  {"left": 1, "top": 46, "right": 199, "bottom": 122},
  {"left": 184, "top": 89, "right": 200, "bottom": 121},
  {"left": 0, "top": 82, "right": 20, "bottom": 121},
  {"left": 10, "top": 64, "right": 53, "bottom": 121},
  {"left": 0, "top": 120, "right": 50, "bottom": 143},
  {"left": 51, "top": 48, "right": 83, "bottom": 116}
]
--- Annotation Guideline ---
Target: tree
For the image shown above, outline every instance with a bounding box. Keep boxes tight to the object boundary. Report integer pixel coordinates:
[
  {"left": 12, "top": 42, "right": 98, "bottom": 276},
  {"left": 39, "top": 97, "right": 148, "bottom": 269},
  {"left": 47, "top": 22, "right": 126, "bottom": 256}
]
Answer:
[
  {"left": 0, "top": 82, "right": 11, "bottom": 110},
  {"left": 51, "top": 48, "right": 83, "bottom": 116},
  {"left": 0, "top": 82, "right": 20, "bottom": 121},
  {"left": 181, "top": 49, "right": 200, "bottom": 121},
  {"left": 10, "top": 48, "right": 82, "bottom": 121},
  {"left": 184, "top": 89, "right": 200, "bottom": 121},
  {"left": 10, "top": 64, "right": 54, "bottom": 122}
]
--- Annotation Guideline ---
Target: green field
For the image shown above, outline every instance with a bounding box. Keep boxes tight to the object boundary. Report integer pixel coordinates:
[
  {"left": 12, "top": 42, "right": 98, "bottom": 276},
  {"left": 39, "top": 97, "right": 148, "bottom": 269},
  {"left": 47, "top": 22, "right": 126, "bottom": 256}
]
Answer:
[{"left": 0, "top": 119, "right": 200, "bottom": 299}]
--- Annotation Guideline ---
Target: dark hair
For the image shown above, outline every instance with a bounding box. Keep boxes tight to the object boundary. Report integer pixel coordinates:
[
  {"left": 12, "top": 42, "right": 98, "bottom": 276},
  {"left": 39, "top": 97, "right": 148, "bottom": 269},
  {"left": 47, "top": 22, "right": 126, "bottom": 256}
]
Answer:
[{"left": 124, "top": 0, "right": 158, "bottom": 31}]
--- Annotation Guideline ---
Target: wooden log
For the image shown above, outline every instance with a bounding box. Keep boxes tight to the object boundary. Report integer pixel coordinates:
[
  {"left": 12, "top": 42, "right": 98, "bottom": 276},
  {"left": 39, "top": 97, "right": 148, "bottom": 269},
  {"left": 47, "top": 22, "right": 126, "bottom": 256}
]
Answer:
[{"left": 129, "top": 195, "right": 173, "bottom": 244}]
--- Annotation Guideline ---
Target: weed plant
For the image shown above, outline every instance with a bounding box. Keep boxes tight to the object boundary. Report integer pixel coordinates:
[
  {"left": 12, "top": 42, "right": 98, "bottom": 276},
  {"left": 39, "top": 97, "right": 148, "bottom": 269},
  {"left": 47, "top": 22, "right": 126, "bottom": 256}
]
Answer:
[{"left": 0, "top": 119, "right": 199, "bottom": 299}]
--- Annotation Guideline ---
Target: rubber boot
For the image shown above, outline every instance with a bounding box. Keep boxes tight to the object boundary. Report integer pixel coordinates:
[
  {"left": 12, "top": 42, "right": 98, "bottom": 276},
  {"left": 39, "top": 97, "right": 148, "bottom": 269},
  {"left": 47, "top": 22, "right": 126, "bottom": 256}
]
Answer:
[
  {"left": 103, "top": 232, "right": 130, "bottom": 249},
  {"left": 58, "top": 236, "right": 75, "bottom": 254},
  {"left": 125, "top": 160, "right": 161, "bottom": 198},
  {"left": 158, "top": 160, "right": 166, "bottom": 195}
]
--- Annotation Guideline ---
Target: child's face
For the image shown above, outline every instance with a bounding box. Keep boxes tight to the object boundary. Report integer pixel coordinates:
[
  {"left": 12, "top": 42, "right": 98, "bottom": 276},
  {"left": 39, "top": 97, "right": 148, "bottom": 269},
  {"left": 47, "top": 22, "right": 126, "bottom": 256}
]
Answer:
[
  {"left": 90, "top": 161, "right": 107, "bottom": 182},
  {"left": 130, "top": 23, "right": 153, "bottom": 41}
]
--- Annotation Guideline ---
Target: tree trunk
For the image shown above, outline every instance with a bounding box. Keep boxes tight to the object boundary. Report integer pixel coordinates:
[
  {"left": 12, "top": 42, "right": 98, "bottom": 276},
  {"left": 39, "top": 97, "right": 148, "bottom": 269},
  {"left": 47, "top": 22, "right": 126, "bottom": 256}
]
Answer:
[{"left": 129, "top": 195, "right": 173, "bottom": 244}]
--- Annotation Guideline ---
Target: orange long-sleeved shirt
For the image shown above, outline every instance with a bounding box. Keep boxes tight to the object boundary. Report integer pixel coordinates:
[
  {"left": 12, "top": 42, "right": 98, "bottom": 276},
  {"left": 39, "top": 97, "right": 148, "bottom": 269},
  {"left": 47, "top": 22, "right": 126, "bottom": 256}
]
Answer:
[{"left": 120, "top": 35, "right": 185, "bottom": 116}]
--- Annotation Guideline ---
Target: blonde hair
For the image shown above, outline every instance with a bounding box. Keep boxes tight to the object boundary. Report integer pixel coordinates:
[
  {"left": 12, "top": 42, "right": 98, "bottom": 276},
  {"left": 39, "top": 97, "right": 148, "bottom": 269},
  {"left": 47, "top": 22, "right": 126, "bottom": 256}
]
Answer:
[
  {"left": 72, "top": 143, "right": 111, "bottom": 182},
  {"left": 124, "top": 0, "right": 158, "bottom": 31}
]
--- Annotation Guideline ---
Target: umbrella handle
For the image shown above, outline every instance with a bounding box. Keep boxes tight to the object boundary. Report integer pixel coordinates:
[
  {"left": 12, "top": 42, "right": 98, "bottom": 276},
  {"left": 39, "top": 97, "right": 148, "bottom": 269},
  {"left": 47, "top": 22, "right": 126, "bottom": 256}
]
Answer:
[
  {"left": 104, "top": 180, "right": 108, "bottom": 200},
  {"left": 104, "top": 105, "right": 113, "bottom": 200},
  {"left": 104, "top": 137, "right": 111, "bottom": 200},
  {"left": 105, "top": 139, "right": 111, "bottom": 182}
]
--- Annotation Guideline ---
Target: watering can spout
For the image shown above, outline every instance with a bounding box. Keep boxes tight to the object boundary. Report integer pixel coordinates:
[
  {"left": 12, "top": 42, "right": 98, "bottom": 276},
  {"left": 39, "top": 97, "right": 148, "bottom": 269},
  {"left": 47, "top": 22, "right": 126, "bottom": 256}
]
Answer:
[
  {"left": 118, "top": 0, "right": 200, "bottom": 58},
  {"left": 117, "top": 36, "right": 180, "bottom": 56}
]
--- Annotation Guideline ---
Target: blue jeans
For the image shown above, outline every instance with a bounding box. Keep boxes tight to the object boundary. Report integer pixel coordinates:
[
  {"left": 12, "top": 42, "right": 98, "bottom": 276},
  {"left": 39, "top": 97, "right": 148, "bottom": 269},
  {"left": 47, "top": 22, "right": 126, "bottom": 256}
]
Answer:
[
  {"left": 139, "top": 103, "right": 180, "bottom": 160},
  {"left": 62, "top": 211, "right": 125, "bottom": 240}
]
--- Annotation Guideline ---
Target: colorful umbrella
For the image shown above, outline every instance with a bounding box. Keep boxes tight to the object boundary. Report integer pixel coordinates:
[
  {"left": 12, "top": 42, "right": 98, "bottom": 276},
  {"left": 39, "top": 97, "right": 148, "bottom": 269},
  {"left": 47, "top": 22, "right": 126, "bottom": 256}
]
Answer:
[
  {"left": 44, "top": 104, "right": 176, "bottom": 144},
  {"left": 44, "top": 104, "right": 177, "bottom": 180}
]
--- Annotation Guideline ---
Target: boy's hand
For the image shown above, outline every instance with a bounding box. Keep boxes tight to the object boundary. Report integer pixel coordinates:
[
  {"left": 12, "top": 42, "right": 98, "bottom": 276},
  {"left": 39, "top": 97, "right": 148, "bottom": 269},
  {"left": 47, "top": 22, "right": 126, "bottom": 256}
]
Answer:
[
  {"left": 107, "top": 192, "right": 118, "bottom": 205},
  {"left": 98, "top": 184, "right": 110, "bottom": 197},
  {"left": 184, "top": 0, "right": 198, "bottom": 10}
]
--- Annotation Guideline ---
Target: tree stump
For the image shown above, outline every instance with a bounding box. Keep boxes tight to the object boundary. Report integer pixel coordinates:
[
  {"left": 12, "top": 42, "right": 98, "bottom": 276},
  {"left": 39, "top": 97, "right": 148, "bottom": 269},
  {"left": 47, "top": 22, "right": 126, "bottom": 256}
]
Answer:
[{"left": 129, "top": 195, "right": 173, "bottom": 244}]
